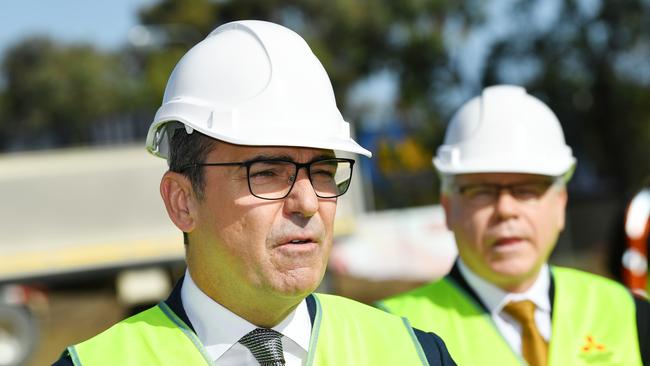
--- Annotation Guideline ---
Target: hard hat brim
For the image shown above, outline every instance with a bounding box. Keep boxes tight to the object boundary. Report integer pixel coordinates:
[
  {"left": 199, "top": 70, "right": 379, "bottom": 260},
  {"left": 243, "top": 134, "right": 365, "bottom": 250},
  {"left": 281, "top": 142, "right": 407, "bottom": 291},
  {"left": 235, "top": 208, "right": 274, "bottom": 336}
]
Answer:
[
  {"left": 146, "top": 118, "right": 372, "bottom": 159},
  {"left": 433, "top": 157, "right": 577, "bottom": 178}
]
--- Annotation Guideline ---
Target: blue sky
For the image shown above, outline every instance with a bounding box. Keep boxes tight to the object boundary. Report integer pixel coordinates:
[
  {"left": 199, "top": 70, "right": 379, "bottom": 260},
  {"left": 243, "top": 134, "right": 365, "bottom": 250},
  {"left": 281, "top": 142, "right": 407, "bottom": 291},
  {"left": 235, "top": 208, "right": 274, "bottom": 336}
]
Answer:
[{"left": 0, "top": 0, "right": 156, "bottom": 58}]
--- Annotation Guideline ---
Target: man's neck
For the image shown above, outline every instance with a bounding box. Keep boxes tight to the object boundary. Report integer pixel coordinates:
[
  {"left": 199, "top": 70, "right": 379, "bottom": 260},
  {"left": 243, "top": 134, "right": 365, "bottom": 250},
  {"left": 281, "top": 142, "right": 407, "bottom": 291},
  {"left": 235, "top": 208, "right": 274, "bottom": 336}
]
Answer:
[
  {"left": 457, "top": 259, "right": 551, "bottom": 312},
  {"left": 499, "top": 277, "right": 538, "bottom": 293},
  {"left": 189, "top": 267, "right": 304, "bottom": 328},
  {"left": 459, "top": 260, "right": 543, "bottom": 293},
  {"left": 224, "top": 295, "right": 302, "bottom": 328}
]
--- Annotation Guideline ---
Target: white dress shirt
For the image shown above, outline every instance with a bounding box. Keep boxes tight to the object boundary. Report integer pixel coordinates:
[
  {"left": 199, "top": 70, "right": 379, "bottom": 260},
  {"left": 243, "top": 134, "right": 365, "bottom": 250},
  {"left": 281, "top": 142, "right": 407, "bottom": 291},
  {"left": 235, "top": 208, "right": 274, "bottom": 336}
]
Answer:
[
  {"left": 181, "top": 271, "right": 312, "bottom": 365},
  {"left": 457, "top": 259, "right": 552, "bottom": 356}
]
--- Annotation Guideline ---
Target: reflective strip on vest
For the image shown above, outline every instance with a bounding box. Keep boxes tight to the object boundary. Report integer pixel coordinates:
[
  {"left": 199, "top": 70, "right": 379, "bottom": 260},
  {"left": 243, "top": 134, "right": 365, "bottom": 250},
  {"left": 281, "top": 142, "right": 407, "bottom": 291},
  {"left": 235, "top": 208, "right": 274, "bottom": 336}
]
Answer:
[
  {"left": 69, "top": 293, "right": 429, "bottom": 365},
  {"left": 378, "top": 266, "right": 642, "bottom": 366}
]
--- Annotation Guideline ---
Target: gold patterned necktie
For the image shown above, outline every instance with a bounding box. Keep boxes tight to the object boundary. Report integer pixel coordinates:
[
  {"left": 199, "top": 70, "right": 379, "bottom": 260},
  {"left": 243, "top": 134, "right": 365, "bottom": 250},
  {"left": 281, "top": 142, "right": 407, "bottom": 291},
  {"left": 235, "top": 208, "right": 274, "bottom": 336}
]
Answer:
[{"left": 503, "top": 300, "right": 548, "bottom": 366}]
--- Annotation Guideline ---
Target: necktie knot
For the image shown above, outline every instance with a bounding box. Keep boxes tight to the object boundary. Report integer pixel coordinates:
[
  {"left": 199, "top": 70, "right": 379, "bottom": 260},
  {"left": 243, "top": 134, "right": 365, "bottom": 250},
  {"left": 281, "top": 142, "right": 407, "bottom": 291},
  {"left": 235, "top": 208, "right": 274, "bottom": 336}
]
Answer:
[
  {"left": 238, "top": 328, "right": 286, "bottom": 366},
  {"left": 503, "top": 300, "right": 536, "bottom": 324}
]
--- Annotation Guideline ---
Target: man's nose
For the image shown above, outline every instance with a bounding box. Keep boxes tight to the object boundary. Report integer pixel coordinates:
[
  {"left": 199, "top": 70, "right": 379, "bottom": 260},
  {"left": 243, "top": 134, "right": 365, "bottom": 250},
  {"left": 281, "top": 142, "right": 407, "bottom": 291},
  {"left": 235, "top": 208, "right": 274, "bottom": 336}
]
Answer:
[
  {"left": 284, "top": 168, "right": 319, "bottom": 217},
  {"left": 494, "top": 188, "right": 520, "bottom": 219}
]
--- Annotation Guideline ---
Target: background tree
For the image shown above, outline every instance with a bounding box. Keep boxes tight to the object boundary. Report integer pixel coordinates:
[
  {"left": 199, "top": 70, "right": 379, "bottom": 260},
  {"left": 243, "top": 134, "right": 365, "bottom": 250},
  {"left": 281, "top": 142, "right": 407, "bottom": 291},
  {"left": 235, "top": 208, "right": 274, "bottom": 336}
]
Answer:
[
  {"left": 1, "top": 38, "right": 147, "bottom": 150},
  {"left": 0, "top": 0, "right": 648, "bottom": 209}
]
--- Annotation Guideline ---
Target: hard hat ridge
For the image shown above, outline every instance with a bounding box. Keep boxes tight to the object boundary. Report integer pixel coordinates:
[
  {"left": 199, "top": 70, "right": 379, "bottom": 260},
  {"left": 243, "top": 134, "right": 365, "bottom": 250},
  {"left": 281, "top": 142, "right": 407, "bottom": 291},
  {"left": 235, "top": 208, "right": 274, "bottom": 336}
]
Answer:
[
  {"left": 433, "top": 85, "right": 576, "bottom": 177},
  {"left": 146, "top": 20, "right": 371, "bottom": 158}
]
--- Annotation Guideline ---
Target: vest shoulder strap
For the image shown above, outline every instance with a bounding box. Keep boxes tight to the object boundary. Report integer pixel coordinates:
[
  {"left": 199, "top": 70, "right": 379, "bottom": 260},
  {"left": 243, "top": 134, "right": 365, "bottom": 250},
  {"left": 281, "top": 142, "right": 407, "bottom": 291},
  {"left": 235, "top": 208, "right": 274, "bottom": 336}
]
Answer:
[
  {"left": 309, "top": 293, "right": 429, "bottom": 365},
  {"left": 69, "top": 303, "right": 211, "bottom": 366},
  {"left": 378, "top": 277, "right": 524, "bottom": 365}
]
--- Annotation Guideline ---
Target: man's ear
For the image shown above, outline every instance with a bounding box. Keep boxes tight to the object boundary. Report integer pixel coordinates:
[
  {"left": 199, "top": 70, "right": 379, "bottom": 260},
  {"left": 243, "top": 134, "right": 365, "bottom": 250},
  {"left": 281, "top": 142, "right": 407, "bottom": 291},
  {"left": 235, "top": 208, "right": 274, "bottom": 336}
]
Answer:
[
  {"left": 160, "top": 171, "right": 197, "bottom": 233},
  {"left": 440, "top": 193, "right": 453, "bottom": 231},
  {"left": 555, "top": 186, "right": 568, "bottom": 232}
]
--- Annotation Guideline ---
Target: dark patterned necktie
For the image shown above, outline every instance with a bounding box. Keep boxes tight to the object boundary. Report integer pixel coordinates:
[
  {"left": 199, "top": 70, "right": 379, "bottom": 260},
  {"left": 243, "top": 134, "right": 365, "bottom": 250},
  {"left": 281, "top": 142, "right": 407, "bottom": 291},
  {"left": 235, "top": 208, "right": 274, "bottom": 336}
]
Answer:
[{"left": 238, "top": 328, "right": 286, "bottom": 366}]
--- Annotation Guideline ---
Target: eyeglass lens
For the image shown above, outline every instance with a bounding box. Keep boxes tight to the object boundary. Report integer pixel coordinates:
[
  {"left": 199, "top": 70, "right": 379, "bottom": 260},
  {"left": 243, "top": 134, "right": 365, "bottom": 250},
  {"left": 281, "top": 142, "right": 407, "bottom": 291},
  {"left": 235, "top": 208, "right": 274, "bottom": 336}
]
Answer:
[
  {"left": 457, "top": 180, "right": 554, "bottom": 206},
  {"left": 247, "top": 159, "right": 352, "bottom": 199}
]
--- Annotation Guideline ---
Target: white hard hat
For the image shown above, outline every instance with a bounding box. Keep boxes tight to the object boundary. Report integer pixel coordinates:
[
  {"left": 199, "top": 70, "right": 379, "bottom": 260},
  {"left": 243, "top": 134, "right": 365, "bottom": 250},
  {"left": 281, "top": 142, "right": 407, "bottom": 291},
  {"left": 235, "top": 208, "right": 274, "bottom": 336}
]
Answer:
[
  {"left": 433, "top": 85, "right": 576, "bottom": 177},
  {"left": 146, "top": 20, "right": 371, "bottom": 158}
]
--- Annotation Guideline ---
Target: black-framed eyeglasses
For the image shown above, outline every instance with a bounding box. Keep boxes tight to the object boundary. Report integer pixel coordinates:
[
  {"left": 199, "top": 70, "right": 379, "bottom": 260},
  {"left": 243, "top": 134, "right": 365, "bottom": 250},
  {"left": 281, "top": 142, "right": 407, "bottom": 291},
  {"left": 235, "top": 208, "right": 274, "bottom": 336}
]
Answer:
[
  {"left": 454, "top": 178, "right": 559, "bottom": 207},
  {"left": 182, "top": 158, "right": 355, "bottom": 200}
]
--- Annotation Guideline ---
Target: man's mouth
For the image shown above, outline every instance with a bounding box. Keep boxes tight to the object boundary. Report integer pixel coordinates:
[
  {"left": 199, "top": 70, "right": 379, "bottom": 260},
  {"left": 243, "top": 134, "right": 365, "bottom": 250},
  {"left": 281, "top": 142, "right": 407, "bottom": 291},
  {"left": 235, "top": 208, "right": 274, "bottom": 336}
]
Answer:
[
  {"left": 275, "top": 234, "right": 318, "bottom": 247},
  {"left": 494, "top": 237, "right": 523, "bottom": 246}
]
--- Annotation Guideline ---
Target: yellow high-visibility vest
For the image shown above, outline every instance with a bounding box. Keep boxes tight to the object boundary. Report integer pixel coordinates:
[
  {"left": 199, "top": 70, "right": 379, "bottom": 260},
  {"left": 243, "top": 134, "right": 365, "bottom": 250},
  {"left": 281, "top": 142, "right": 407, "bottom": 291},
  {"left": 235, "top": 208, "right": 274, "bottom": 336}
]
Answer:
[
  {"left": 69, "top": 293, "right": 430, "bottom": 365},
  {"left": 378, "top": 266, "right": 642, "bottom": 366}
]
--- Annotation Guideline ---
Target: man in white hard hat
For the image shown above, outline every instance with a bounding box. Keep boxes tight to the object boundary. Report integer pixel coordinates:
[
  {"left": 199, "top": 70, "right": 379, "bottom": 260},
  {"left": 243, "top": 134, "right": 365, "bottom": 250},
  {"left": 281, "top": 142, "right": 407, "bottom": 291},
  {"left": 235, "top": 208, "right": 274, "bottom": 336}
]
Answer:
[
  {"left": 53, "top": 20, "right": 455, "bottom": 365},
  {"left": 378, "top": 85, "right": 649, "bottom": 366}
]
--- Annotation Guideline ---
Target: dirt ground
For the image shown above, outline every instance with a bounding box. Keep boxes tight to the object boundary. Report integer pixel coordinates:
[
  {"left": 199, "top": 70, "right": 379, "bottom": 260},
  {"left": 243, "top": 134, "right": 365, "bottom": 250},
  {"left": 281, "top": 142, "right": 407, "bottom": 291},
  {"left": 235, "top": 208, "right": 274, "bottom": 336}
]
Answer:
[{"left": 26, "top": 288, "right": 124, "bottom": 366}]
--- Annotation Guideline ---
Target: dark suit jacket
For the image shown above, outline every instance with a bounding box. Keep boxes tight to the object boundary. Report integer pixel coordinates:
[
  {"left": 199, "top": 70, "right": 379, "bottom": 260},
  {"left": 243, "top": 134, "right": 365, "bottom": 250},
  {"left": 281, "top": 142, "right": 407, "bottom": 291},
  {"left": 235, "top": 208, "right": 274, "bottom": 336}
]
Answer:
[
  {"left": 446, "top": 263, "right": 650, "bottom": 365},
  {"left": 53, "top": 279, "right": 456, "bottom": 365}
]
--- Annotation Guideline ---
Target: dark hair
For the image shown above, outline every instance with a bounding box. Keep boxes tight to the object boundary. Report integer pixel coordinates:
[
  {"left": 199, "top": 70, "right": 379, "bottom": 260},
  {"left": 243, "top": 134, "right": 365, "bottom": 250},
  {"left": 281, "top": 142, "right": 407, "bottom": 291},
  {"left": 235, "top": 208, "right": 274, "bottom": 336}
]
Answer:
[
  {"left": 167, "top": 124, "right": 217, "bottom": 245},
  {"left": 168, "top": 125, "right": 217, "bottom": 199}
]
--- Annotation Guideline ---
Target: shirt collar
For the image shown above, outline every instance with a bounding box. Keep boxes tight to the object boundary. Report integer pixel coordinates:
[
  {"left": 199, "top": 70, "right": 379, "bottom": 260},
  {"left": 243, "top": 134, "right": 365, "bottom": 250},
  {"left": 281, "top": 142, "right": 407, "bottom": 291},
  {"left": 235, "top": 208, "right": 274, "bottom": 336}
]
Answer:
[
  {"left": 180, "top": 270, "right": 311, "bottom": 359},
  {"left": 457, "top": 259, "right": 551, "bottom": 315}
]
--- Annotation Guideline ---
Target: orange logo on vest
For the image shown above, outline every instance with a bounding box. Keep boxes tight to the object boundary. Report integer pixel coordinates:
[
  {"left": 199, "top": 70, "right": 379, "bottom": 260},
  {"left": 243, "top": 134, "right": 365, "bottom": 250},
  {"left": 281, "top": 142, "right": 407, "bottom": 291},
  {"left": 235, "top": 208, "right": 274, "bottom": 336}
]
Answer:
[{"left": 581, "top": 335, "right": 606, "bottom": 353}]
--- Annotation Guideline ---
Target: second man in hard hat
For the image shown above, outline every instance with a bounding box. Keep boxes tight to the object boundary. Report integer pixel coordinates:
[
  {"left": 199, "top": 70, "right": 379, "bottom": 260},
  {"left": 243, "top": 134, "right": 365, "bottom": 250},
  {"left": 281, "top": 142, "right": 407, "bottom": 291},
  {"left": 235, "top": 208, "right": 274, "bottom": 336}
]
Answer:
[
  {"left": 53, "top": 20, "right": 456, "bottom": 365},
  {"left": 378, "top": 85, "right": 649, "bottom": 366}
]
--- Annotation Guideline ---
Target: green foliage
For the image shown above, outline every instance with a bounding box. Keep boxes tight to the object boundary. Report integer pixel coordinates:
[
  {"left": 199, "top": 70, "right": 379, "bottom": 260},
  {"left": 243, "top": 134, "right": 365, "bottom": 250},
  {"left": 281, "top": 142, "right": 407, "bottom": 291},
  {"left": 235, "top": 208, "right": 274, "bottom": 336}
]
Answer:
[
  {"left": 141, "top": 48, "right": 188, "bottom": 106},
  {"left": 139, "top": 0, "right": 217, "bottom": 40},
  {"left": 1, "top": 38, "right": 147, "bottom": 149},
  {"left": 0, "top": 0, "right": 648, "bottom": 202}
]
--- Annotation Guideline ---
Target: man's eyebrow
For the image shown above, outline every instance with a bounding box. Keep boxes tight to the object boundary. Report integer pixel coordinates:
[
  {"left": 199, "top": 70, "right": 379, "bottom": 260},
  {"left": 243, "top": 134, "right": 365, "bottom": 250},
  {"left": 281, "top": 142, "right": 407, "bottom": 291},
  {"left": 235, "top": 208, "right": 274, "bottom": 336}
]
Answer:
[
  {"left": 310, "top": 153, "right": 337, "bottom": 161},
  {"left": 245, "top": 153, "right": 336, "bottom": 162}
]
